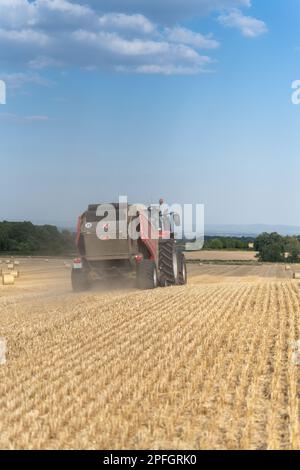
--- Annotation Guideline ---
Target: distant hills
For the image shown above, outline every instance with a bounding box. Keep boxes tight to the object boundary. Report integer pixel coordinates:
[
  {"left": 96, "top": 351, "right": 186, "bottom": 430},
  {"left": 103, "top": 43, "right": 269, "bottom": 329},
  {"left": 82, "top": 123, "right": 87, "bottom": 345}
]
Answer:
[{"left": 206, "top": 224, "right": 300, "bottom": 237}]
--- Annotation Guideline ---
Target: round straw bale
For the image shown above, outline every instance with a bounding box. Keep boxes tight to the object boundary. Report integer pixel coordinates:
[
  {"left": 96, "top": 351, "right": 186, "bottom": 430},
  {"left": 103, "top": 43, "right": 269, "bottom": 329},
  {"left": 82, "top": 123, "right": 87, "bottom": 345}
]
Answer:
[
  {"left": 11, "top": 270, "right": 19, "bottom": 278},
  {"left": 2, "top": 274, "right": 15, "bottom": 285}
]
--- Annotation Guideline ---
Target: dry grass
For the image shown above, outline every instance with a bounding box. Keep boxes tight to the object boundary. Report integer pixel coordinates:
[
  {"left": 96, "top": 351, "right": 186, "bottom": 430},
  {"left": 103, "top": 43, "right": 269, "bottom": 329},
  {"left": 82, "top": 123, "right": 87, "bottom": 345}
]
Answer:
[
  {"left": 1, "top": 260, "right": 300, "bottom": 449},
  {"left": 187, "top": 263, "right": 292, "bottom": 281},
  {"left": 185, "top": 250, "right": 258, "bottom": 261}
]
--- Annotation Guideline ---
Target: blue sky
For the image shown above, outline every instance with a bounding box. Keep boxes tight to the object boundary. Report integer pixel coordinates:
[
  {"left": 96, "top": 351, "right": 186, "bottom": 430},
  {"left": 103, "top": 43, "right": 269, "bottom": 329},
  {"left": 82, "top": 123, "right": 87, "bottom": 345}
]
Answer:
[{"left": 0, "top": 0, "right": 300, "bottom": 227}]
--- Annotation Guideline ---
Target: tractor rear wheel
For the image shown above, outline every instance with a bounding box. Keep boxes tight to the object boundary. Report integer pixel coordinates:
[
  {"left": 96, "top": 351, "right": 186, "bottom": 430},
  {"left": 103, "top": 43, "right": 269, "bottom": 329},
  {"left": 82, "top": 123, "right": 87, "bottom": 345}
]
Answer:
[
  {"left": 178, "top": 252, "right": 187, "bottom": 285},
  {"left": 159, "top": 239, "right": 180, "bottom": 286},
  {"left": 71, "top": 268, "right": 91, "bottom": 292},
  {"left": 137, "top": 260, "right": 158, "bottom": 290}
]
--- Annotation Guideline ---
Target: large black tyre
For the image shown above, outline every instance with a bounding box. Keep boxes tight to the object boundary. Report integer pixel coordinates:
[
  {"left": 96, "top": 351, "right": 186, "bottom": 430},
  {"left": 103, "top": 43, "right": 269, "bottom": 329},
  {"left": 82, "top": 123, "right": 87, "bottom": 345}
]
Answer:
[
  {"left": 159, "top": 239, "right": 180, "bottom": 286},
  {"left": 71, "top": 268, "right": 91, "bottom": 292},
  {"left": 178, "top": 252, "right": 187, "bottom": 285},
  {"left": 137, "top": 260, "right": 158, "bottom": 290}
]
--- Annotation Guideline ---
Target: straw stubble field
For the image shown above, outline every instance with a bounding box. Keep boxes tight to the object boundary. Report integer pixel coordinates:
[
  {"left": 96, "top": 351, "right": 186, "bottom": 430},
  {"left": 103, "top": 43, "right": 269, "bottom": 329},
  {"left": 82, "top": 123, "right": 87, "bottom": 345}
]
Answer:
[{"left": 0, "top": 257, "right": 300, "bottom": 449}]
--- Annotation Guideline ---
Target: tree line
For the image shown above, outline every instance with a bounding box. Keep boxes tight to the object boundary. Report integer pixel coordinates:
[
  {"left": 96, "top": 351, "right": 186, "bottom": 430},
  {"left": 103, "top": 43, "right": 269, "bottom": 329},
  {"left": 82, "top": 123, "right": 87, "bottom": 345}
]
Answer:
[
  {"left": 203, "top": 236, "right": 254, "bottom": 250},
  {"left": 0, "top": 221, "right": 75, "bottom": 255},
  {"left": 197, "top": 233, "right": 300, "bottom": 263},
  {"left": 254, "top": 232, "right": 300, "bottom": 263},
  {"left": 1, "top": 222, "right": 299, "bottom": 262}
]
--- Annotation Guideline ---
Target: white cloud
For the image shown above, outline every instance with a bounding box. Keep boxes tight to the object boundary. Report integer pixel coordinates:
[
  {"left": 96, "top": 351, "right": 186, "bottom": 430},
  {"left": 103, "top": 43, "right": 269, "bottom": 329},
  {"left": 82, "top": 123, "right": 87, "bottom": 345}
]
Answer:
[
  {"left": 22, "top": 114, "right": 49, "bottom": 122},
  {"left": 124, "top": 62, "right": 213, "bottom": 76},
  {"left": 86, "top": 0, "right": 251, "bottom": 22},
  {"left": 0, "top": 27, "right": 50, "bottom": 45},
  {"left": 0, "top": 0, "right": 34, "bottom": 29},
  {"left": 70, "top": 29, "right": 211, "bottom": 74},
  {"left": 218, "top": 9, "right": 268, "bottom": 37},
  {"left": 0, "top": 0, "right": 267, "bottom": 76},
  {"left": 0, "top": 112, "right": 49, "bottom": 123},
  {"left": 72, "top": 30, "right": 201, "bottom": 61},
  {"left": 99, "top": 13, "right": 155, "bottom": 34},
  {"left": 165, "top": 27, "right": 219, "bottom": 49},
  {"left": 38, "top": 0, "right": 90, "bottom": 16},
  {"left": 28, "top": 56, "right": 64, "bottom": 69},
  {"left": 0, "top": 71, "right": 52, "bottom": 88}
]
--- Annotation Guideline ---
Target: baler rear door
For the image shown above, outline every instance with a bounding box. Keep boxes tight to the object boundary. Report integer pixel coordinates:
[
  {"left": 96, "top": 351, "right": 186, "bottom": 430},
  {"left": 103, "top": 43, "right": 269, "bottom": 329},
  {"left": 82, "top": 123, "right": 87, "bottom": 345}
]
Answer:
[{"left": 82, "top": 205, "right": 130, "bottom": 260}]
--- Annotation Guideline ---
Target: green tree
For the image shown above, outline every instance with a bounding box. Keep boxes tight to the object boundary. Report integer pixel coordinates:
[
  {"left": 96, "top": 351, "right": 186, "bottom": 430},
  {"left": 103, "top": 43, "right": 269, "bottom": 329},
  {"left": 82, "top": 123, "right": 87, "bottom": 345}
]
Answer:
[
  {"left": 224, "top": 238, "right": 235, "bottom": 249},
  {"left": 286, "top": 238, "right": 300, "bottom": 263},
  {"left": 0, "top": 221, "right": 75, "bottom": 255},
  {"left": 210, "top": 238, "right": 224, "bottom": 250},
  {"left": 255, "top": 232, "right": 285, "bottom": 262}
]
